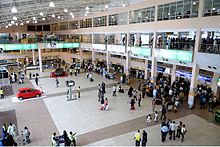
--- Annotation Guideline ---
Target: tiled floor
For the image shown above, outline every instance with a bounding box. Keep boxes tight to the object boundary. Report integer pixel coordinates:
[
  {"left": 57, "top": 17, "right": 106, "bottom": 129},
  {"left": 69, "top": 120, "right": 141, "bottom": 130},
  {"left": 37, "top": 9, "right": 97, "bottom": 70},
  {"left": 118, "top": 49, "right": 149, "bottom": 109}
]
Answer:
[{"left": 1, "top": 69, "right": 220, "bottom": 146}]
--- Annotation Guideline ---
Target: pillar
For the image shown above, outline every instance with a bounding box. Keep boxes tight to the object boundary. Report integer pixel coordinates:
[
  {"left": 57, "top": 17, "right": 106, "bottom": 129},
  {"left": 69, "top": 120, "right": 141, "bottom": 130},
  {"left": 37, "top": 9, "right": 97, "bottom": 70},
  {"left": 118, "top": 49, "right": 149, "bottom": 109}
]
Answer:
[
  {"left": 124, "top": 50, "right": 131, "bottom": 75},
  {"left": 171, "top": 64, "right": 177, "bottom": 84},
  {"left": 151, "top": 31, "right": 157, "bottom": 84},
  {"left": 38, "top": 48, "right": 43, "bottom": 72},
  {"left": 106, "top": 51, "right": 111, "bottom": 72},
  {"left": 92, "top": 49, "right": 96, "bottom": 62},
  {"left": 212, "top": 73, "right": 220, "bottom": 98},
  {"left": 136, "top": 33, "right": 141, "bottom": 46},
  {"left": 188, "top": 28, "right": 201, "bottom": 108},
  {"left": 198, "top": 0, "right": 204, "bottom": 18},
  {"left": 79, "top": 48, "right": 83, "bottom": 67},
  {"left": 144, "top": 59, "right": 149, "bottom": 79},
  {"left": 25, "top": 57, "right": 29, "bottom": 66},
  {"left": 32, "top": 49, "right": 36, "bottom": 65}
]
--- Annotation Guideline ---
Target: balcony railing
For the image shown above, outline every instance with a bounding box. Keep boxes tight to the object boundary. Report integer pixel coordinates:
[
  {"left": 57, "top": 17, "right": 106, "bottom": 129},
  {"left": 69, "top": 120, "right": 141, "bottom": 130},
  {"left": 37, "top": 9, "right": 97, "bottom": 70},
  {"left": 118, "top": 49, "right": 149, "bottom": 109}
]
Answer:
[{"left": 157, "top": 42, "right": 195, "bottom": 51}]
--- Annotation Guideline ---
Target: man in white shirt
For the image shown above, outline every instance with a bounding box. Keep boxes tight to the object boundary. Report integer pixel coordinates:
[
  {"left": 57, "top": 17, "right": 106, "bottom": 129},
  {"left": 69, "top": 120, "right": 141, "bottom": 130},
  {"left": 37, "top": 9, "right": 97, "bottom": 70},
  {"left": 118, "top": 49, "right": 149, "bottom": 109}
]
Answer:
[
  {"left": 112, "top": 85, "right": 116, "bottom": 97},
  {"left": 169, "top": 121, "right": 177, "bottom": 141},
  {"left": 153, "top": 86, "right": 157, "bottom": 99}
]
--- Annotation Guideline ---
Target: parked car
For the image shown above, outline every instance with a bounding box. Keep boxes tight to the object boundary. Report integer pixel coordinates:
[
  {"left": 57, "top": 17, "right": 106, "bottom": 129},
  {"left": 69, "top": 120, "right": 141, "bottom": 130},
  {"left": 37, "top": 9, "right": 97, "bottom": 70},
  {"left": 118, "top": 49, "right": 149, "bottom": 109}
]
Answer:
[
  {"left": 16, "top": 87, "right": 42, "bottom": 100},
  {"left": 54, "top": 68, "right": 64, "bottom": 76}
]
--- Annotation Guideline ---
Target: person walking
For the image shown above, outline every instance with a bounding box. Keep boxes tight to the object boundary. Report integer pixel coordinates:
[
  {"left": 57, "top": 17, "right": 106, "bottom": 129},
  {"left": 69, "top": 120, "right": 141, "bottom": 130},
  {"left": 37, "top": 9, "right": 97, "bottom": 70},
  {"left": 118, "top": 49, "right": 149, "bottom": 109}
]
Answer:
[
  {"left": 154, "top": 111, "right": 159, "bottom": 122},
  {"left": 112, "top": 85, "right": 116, "bottom": 97},
  {"left": 138, "top": 94, "right": 141, "bottom": 107},
  {"left": 176, "top": 121, "right": 183, "bottom": 138},
  {"left": 1, "top": 124, "right": 7, "bottom": 139},
  {"left": 160, "top": 105, "right": 167, "bottom": 120},
  {"left": 128, "top": 86, "right": 133, "bottom": 97},
  {"left": 142, "top": 130, "right": 147, "bottom": 146},
  {"left": 0, "top": 88, "right": 4, "bottom": 99},
  {"left": 68, "top": 131, "right": 76, "bottom": 146},
  {"left": 161, "top": 123, "right": 169, "bottom": 142},
  {"left": 130, "top": 98, "right": 136, "bottom": 110},
  {"left": 55, "top": 77, "right": 59, "bottom": 88},
  {"left": 146, "top": 114, "right": 152, "bottom": 126},
  {"left": 29, "top": 72, "right": 32, "bottom": 80},
  {"left": 51, "top": 132, "right": 58, "bottom": 146},
  {"left": 63, "top": 130, "right": 70, "bottom": 146},
  {"left": 35, "top": 76, "right": 38, "bottom": 86},
  {"left": 134, "top": 130, "right": 141, "bottom": 146},
  {"left": 180, "top": 124, "right": 187, "bottom": 142},
  {"left": 77, "top": 86, "right": 80, "bottom": 98},
  {"left": 169, "top": 121, "right": 177, "bottom": 141},
  {"left": 142, "top": 87, "right": 146, "bottom": 98},
  {"left": 152, "top": 99, "right": 156, "bottom": 112}
]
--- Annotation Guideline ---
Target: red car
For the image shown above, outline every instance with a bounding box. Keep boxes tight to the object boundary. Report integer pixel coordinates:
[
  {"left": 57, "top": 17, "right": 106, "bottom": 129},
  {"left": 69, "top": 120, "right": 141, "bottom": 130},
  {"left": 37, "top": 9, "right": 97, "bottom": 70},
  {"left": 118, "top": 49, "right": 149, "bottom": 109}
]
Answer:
[{"left": 16, "top": 87, "right": 42, "bottom": 100}]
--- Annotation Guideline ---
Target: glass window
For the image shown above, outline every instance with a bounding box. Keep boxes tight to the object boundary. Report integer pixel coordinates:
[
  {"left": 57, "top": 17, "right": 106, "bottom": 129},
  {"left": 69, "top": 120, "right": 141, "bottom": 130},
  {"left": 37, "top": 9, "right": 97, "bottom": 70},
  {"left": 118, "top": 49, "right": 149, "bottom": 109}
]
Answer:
[
  {"left": 69, "top": 21, "right": 79, "bottom": 29},
  {"left": 150, "top": 7, "right": 155, "bottom": 21},
  {"left": 163, "top": 4, "right": 170, "bottom": 20},
  {"left": 191, "top": 0, "right": 199, "bottom": 17},
  {"left": 51, "top": 23, "right": 59, "bottom": 31},
  {"left": 183, "top": 0, "right": 191, "bottom": 18},
  {"left": 130, "top": 6, "right": 155, "bottom": 23},
  {"left": 93, "top": 16, "right": 107, "bottom": 27},
  {"left": 109, "top": 12, "right": 127, "bottom": 26},
  {"left": 60, "top": 22, "right": 68, "bottom": 30},
  {"left": 158, "top": 5, "right": 164, "bottom": 21},
  {"left": 212, "top": 0, "right": 220, "bottom": 15},
  {"left": 170, "top": 2, "right": 177, "bottom": 20},
  {"left": 176, "top": 1, "right": 184, "bottom": 19},
  {"left": 80, "top": 18, "right": 92, "bottom": 28}
]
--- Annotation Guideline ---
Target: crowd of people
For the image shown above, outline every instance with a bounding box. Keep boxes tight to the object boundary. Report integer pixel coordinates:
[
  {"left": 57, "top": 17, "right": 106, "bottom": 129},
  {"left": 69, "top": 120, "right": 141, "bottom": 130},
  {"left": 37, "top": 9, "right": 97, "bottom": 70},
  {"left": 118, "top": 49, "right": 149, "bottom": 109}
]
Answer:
[
  {"left": 51, "top": 130, "right": 76, "bottom": 146},
  {"left": 201, "top": 37, "right": 220, "bottom": 53}
]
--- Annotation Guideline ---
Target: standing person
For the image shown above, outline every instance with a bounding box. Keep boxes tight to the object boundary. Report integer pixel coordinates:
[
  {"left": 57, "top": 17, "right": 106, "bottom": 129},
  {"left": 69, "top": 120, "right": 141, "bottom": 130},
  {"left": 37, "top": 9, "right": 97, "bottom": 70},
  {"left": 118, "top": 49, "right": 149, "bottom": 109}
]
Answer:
[
  {"left": 7, "top": 123, "right": 13, "bottom": 136},
  {"left": 152, "top": 99, "right": 156, "bottom": 112},
  {"left": 130, "top": 98, "right": 136, "bottom": 110},
  {"left": 141, "top": 130, "right": 148, "bottom": 146},
  {"left": 169, "top": 121, "right": 177, "bottom": 141},
  {"left": 153, "top": 86, "right": 157, "bottom": 99},
  {"left": 176, "top": 121, "right": 183, "bottom": 138},
  {"left": 29, "top": 72, "right": 32, "bottom": 80},
  {"left": 142, "top": 87, "right": 146, "bottom": 98},
  {"left": 161, "top": 123, "right": 169, "bottom": 142},
  {"left": 133, "top": 90, "right": 137, "bottom": 101},
  {"left": 0, "top": 88, "right": 4, "bottom": 99},
  {"left": 51, "top": 132, "right": 58, "bottom": 146},
  {"left": 68, "top": 131, "right": 76, "bottom": 146},
  {"left": 63, "top": 130, "right": 70, "bottom": 146},
  {"left": 112, "top": 85, "right": 116, "bottom": 97},
  {"left": 89, "top": 73, "right": 93, "bottom": 81},
  {"left": 55, "top": 77, "right": 59, "bottom": 88},
  {"left": 128, "top": 86, "right": 133, "bottom": 97},
  {"left": 35, "top": 76, "right": 38, "bottom": 86},
  {"left": 200, "top": 93, "right": 207, "bottom": 109},
  {"left": 154, "top": 111, "right": 158, "bottom": 122},
  {"left": 146, "top": 114, "right": 152, "bottom": 126},
  {"left": 138, "top": 94, "right": 141, "bottom": 107},
  {"left": 138, "top": 80, "right": 141, "bottom": 91},
  {"left": 86, "top": 72, "right": 89, "bottom": 79},
  {"left": 77, "top": 86, "right": 80, "bottom": 98},
  {"left": 134, "top": 130, "right": 141, "bottom": 146},
  {"left": 69, "top": 68, "right": 73, "bottom": 76},
  {"left": 160, "top": 105, "right": 167, "bottom": 120},
  {"left": 180, "top": 124, "right": 187, "bottom": 142},
  {"left": 1, "top": 124, "right": 7, "bottom": 139}
]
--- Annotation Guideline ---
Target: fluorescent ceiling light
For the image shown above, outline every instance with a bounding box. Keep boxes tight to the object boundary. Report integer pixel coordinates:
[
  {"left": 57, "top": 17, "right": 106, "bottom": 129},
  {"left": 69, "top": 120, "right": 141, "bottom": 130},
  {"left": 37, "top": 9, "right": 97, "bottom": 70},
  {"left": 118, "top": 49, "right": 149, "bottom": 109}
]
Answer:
[
  {"left": 58, "top": 16, "right": 60, "bottom": 19},
  {"left": 105, "top": 5, "right": 108, "bottom": 9},
  {"left": 20, "top": 22, "right": 24, "bottom": 25},
  {"left": 5, "top": 25, "right": 8, "bottom": 28},
  {"left": 72, "top": 15, "right": 74, "bottom": 19},
  {"left": 52, "top": 14, "right": 55, "bottom": 17},
  {"left": 11, "top": 6, "right": 17, "bottom": 13},
  {"left": 86, "top": 6, "right": 89, "bottom": 10},
  {"left": 49, "top": 2, "right": 55, "bottom": 7},
  {"left": 40, "top": 12, "right": 44, "bottom": 16},
  {"left": 86, "top": 11, "right": 89, "bottom": 14},
  {"left": 70, "top": 12, "right": 73, "bottom": 15},
  {"left": 35, "top": 20, "right": 37, "bottom": 23},
  {"left": 122, "top": 4, "right": 126, "bottom": 7},
  {"left": 8, "top": 24, "right": 12, "bottom": 26},
  {"left": 64, "top": 9, "right": 68, "bottom": 12},
  {"left": 61, "top": 18, "right": 64, "bottom": 20},
  {"left": 11, "top": 21, "right": 15, "bottom": 24},
  {"left": 84, "top": 13, "right": 87, "bottom": 16},
  {"left": 15, "top": 23, "right": 18, "bottom": 26},
  {"left": 42, "top": 17, "right": 45, "bottom": 21},
  {"left": 33, "top": 17, "right": 36, "bottom": 20},
  {"left": 12, "top": 16, "right": 17, "bottom": 21},
  {"left": 26, "top": 20, "right": 29, "bottom": 23}
]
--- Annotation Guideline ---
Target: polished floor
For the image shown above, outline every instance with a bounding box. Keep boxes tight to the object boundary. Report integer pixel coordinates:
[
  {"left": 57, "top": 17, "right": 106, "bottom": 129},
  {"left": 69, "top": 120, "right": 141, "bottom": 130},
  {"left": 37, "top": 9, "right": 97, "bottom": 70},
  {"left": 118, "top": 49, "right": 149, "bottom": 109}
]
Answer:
[{"left": 0, "top": 68, "right": 220, "bottom": 146}]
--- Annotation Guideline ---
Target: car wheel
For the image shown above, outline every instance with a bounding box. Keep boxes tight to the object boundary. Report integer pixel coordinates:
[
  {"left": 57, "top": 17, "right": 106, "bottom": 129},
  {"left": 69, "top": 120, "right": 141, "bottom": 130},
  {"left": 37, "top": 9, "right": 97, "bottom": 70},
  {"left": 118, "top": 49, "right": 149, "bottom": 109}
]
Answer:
[
  {"left": 18, "top": 97, "right": 23, "bottom": 101},
  {"left": 36, "top": 94, "right": 40, "bottom": 97}
]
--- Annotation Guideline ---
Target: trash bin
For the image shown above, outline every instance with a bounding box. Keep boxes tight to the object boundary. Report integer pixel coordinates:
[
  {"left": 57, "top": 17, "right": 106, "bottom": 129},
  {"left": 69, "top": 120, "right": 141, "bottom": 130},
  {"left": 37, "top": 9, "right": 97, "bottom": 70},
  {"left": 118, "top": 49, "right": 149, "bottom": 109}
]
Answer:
[{"left": 215, "top": 110, "right": 220, "bottom": 123}]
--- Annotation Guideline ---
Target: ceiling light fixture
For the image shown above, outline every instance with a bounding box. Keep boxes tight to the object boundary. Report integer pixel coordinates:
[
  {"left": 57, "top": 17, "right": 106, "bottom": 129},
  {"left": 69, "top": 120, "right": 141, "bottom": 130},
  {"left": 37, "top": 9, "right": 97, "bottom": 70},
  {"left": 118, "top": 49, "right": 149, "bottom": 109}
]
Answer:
[
  {"left": 122, "top": 4, "right": 126, "bottom": 7},
  {"left": 11, "top": 6, "right": 17, "bottom": 13},
  {"left": 8, "top": 24, "right": 12, "bottom": 26},
  {"left": 105, "top": 5, "right": 108, "bottom": 9},
  {"left": 85, "top": 13, "right": 87, "bottom": 16},
  {"left": 5, "top": 25, "right": 8, "bottom": 28},
  {"left": 86, "top": 6, "right": 89, "bottom": 10},
  {"left": 20, "top": 22, "right": 24, "bottom": 25},
  {"left": 61, "top": 18, "right": 64, "bottom": 20},
  {"left": 58, "top": 16, "right": 60, "bottom": 19},
  {"left": 15, "top": 23, "right": 18, "bottom": 26},
  {"left": 40, "top": 12, "right": 44, "bottom": 16},
  {"left": 12, "top": 16, "right": 17, "bottom": 21},
  {"left": 11, "top": 21, "right": 15, "bottom": 24},
  {"left": 52, "top": 14, "right": 55, "bottom": 17},
  {"left": 49, "top": 2, "right": 55, "bottom": 7},
  {"left": 35, "top": 20, "right": 37, "bottom": 23},
  {"left": 64, "top": 9, "right": 68, "bottom": 12},
  {"left": 70, "top": 12, "right": 73, "bottom": 15},
  {"left": 72, "top": 15, "right": 74, "bottom": 19},
  {"left": 42, "top": 17, "right": 45, "bottom": 21},
  {"left": 86, "top": 11, "right": 89, "bottom": 14},
  {"left": 26, "top": 20, "right": 29, "bottom": 23},
  {"left": 33, "top": 17, "right": 36, "bottom": 20}
]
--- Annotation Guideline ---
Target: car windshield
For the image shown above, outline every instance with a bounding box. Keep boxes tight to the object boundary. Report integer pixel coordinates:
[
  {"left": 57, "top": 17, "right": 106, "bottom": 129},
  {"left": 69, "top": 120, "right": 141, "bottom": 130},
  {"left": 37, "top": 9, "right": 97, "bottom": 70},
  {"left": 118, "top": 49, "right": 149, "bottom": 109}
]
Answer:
[{"left": 30, "top": 89, "right": 36, "bottom": 92}]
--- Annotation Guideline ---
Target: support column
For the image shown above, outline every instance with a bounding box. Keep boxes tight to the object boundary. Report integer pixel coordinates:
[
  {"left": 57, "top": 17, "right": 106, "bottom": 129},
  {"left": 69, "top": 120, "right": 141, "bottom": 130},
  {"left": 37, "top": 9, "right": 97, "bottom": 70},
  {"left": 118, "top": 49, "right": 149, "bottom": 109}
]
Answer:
[
  {"left": 188, "top": 28, "right": 201, "bottom": 108},
  {"left": 25, "top": 57, "right": 29, "bottom": 66},
  {"left": 124, "top": 50, "right": 131, "bottom": 75},
  {"left": 38, "top": 48, "right": 43, "bottom": 72},
  {"left": 171, "top": 64, "right": 177, "bottom": 84},
  {"left": 92, "top": 49, "right": 96, "bottom": 62},
  {"left": 144, "top": 59, "right": 149, "bottom": 79},
  {"left": 198, "top": 0, "right": 204, "bottom": 18},
  {"left": 212, "top": 73, "right": 220, "bottom": 98},
  {"left": 32, "top": 49, "right": 36, "bottom": 65},
  {"left": 151, "top": 31, "right": 157, "bottom": 84},
  {"left": 106, "top": 51, "right": 111, "bottom": 72},
  {"left": 79, "top": 48, "right": 83, "bottom": 67}
]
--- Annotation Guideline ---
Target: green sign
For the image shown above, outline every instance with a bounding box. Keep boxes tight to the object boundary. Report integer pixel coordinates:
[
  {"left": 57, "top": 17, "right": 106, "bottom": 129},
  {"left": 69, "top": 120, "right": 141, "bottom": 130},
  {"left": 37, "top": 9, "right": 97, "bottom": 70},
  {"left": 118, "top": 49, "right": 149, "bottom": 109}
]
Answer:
[
  {"left": 156, "top": 49, "right": 193, "bottom": 62},
  {"left": 55, "top": 42, "right": 80, "bottom": 49},
  {"left": 1, "top": 44, "right": 37, "bottom": 51},
  {"left": 130, "top": 47, "right": 152, "bottom": 57}
]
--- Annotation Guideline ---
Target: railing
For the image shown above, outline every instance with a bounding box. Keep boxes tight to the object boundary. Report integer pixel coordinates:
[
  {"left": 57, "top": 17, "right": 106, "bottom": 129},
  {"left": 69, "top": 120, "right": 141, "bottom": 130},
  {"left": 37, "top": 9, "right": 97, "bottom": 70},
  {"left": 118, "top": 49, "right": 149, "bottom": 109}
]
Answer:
[
  {"left": 199, "top": 43, "right": 220, "bottom": 54},
  {"left": 157, "top": 42, "right": 195, "bottom": 51}
]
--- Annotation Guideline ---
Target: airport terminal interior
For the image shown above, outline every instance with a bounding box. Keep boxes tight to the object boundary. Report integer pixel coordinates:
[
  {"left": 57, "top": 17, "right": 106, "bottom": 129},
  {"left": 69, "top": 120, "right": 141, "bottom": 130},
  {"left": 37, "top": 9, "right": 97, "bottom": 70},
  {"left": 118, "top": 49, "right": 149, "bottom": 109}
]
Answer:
[{"left": 0, "top": 0, "right": 220, "bottom": 146}]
